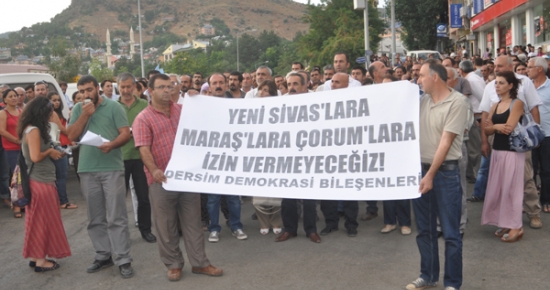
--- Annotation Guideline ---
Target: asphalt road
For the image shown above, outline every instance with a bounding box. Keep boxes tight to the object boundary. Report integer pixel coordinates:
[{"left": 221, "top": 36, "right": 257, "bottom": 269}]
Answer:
[{"left": 1, "top": 169, "right": 549, "bottom": 290}]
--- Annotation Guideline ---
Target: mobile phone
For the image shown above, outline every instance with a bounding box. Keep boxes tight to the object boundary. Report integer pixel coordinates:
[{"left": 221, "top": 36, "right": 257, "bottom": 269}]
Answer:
[{"left": 84, "top": 99, "right": 91, "bottom": 105}]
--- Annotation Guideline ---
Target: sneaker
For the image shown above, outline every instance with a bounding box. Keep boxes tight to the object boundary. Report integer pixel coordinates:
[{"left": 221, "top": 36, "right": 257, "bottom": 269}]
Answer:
[
  {"left": 530, "top": 216, "right": 542, "bottom": 229},
  {"left": 405, "top": 277, "right": 437, "bottom": 290},
  {"left": 232, "top": 229, "right": 248, "bottom": 240},
  {"left": 208, "top": 231, "right": 220, "bottom": 243},
  {"left": 444, "top": 287, "right": 458, "bottom": 290}
]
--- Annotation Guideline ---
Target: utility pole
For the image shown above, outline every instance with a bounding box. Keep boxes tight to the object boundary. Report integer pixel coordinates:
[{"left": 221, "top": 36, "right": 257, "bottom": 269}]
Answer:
[
  {"left": 363, "top": 0, "right": 370, "bottom": 68},
  {"left": 391, "top": 0, "right": 396, "bottom": 68},
  {"left": 138, "top": 0, "right": 145, "bottom": 78}
]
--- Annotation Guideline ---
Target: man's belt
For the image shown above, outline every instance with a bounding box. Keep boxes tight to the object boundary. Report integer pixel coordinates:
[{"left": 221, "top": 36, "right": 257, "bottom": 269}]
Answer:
[{"left": 421, "top": 160, "right": 459, "bottom": 172}]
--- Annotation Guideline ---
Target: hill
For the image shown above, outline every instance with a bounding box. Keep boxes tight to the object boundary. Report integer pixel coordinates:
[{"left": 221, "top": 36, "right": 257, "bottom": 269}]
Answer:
[{"left": 55, "top": 0, "right": 308, "bottom": 43}]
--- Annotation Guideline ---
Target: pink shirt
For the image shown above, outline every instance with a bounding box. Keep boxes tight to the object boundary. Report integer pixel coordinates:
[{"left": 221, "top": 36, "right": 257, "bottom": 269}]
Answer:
[{"left": 133, "top": 102, "right": 181, "bottom": 186}]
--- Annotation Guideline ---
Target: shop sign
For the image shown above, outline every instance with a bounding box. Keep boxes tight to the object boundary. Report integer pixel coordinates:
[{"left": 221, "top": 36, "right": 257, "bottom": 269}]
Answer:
[{"left": 450, "top": 4, "right": 463, "bottom": 28}]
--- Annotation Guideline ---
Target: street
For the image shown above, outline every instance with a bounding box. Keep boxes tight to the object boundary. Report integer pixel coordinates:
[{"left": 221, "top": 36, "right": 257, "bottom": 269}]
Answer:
[{"left": 0, "top": 169, "right": 549, "bottom": 290}]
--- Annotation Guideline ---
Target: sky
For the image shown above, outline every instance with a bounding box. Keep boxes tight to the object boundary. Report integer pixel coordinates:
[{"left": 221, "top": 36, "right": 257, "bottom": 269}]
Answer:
[{"left": 0, "top": 0, "right": 385, "bottom": 34}]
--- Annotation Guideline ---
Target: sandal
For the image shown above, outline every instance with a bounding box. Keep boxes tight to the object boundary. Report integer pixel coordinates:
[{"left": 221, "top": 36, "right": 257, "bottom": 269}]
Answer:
[
  {"left": 29, "top": 259, "right": 56, "bottom": 268},
  {"left": 543, "top": 204, "right": 550, "bottom": 213},
  {"left": 34, "top": 261, "right": 60, "bottom": 272},
  {"left": 495, "top": 228, "right": 510, "bottom": 238},
  {"left": 13, "top": 211, "right": 22, "bottom": 218},
  {"left": 60, "top": 203, "right": 78, "bottom": 209}
]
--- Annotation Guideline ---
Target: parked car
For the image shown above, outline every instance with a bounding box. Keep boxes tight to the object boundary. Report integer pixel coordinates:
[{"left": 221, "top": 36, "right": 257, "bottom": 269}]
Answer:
[
  {"left": 0, "top": 73, "right": 70, "bottom": 120},
  {"left": 406, "top": 50, "right": 443, "bottom": 61}
]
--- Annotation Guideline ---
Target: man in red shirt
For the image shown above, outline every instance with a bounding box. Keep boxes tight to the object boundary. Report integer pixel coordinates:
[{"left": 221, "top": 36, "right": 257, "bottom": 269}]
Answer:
[{"left": 133, "top": 74, "right": 222, "bottom": 282}]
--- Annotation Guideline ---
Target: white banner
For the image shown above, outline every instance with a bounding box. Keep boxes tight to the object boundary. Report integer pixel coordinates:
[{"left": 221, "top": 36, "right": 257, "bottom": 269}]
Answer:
[{"left": 163, "top": 81, "right": 421, "bottom": 200}]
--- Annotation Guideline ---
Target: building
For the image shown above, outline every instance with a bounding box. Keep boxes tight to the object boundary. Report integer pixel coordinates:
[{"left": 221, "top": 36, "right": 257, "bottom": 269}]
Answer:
[
  {"left": 0, "top": 64, "right": 50, "bottom": 74},
  {"left": 0, "top": 48, "right": 11, "bottom": 63},
  {"left": 162, "top": 43, "right": 193, "bottom": 62},
  {"left": 200, "top": 24, "right": 215, "bottom": 36},
  {"left": 193, "top": 39, "right": 210, "bottom": 50},
  {"left": 451, "top": 0, "right": 550, "bottom": 56}
]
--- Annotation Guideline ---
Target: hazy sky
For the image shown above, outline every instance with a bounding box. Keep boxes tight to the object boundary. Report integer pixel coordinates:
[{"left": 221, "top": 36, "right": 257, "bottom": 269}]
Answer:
[{"left": 0, "top": 0, "right": 385, "bottom": 34}]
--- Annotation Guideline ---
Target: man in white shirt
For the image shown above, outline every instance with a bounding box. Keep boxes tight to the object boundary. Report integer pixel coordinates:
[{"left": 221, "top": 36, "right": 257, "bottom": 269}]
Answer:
[
  {"left": 478, "top": 55, "right": 543, "bottom": 229},
  {"left": 322, "top": 52, "right": 362, "bottom": 91},
  {"left": 459, "top": 60, "right": 486, "bottom": 183},
  {"left": 101, "top": 80, "right": 119, "bottom": 101},
  {"left": 368, "top": 61, "right": 388, "bottom": 84},
  {"left": 244, "top": 65, "right": 281, "bottom": 99},
  {"left": 244, "top": 66, "right": 277, "bottom": 98}
]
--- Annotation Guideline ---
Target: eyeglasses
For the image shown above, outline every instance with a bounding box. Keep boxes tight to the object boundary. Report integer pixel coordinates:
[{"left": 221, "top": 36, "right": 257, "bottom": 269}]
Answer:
[
  {"left": 34, "top": 80, "right": 47, "bottom": 86},
  {"left": 154, "top": 85, "right": 175, "bottom": 91}
]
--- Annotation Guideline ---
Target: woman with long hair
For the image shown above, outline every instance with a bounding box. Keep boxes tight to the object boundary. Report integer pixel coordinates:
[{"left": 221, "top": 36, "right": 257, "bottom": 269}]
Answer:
[
  {"left": 482, "top": 71, "right": 525, "bottom": 242},
  {"left": 0, "top": 89, "right": 22, "bottom": 217},
  {"left": 47, "top": 92, "right": 77, "bottom": 209},
  {"left": 19, "top": 97, "right": 71, "bottom": 272}
]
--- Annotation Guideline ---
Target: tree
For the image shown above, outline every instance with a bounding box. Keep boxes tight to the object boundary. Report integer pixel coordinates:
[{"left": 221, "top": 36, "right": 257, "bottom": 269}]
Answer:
[
  {"left": 297, "top": 0, "right": 385, "bottom": 67},
  {"left": 394, "top": 0, "right": 448, "bottom": 50},
  {"left": 89, "top": 58, "right": 114, "bottom": 81},
  {"left": 49, "top": 54, "right": 82, "bottom": 82}
]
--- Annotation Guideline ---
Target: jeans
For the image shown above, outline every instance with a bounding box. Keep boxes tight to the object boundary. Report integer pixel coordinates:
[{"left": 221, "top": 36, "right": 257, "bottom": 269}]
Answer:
[
  {"left": 383, "top": 200, "right": 411, "bottom": 226},
  {"left": 53, "top": 155, "right": 69, "bottom": 205},
  {"left": 207, "top": 194, "right": 242, "bottom": 232},
  {"left": 413, "top": 167, "right": 463, "bottom": 289},
  {"left": 536, "top": 138, "right": 550, "bottom": 205},
  {"left": 472, "top": 154, "right": 490, "bottom": 199},
  {"left": 0, "top": 147, "right": 10, "bottom": 199},
  {"left": 4, "top": 150, "right": 19, "bottom": 172}
]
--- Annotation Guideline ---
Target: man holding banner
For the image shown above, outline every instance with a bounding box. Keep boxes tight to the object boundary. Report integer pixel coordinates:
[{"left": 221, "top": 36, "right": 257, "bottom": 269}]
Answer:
[
  {"left": 406, "top": 61, "right": 468, "bottom": 290},
  {"left": 275, "top": 73, "right": 321, "bottom": 243},
  {"left": 133, "top": 74, "right": 222, "bottom": 281}
]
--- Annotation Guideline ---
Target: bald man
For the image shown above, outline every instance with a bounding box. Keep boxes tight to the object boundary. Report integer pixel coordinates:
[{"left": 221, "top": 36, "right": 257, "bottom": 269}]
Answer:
[
  {"left": 330, "top": 73, "right": 349, "bottom": 90},
  {"left": 320, "top": 72, "right": 359, "bottom": 237},
  {"left": 368, "top": 61, "right": 388, "bottom": 84}
]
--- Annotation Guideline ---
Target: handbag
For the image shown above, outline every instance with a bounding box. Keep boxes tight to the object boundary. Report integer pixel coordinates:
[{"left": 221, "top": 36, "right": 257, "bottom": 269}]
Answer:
[
  {"left": 508, "top": 99, "right": 545, "bottom": 152},
  {"left": 11, "top": 150, "right": 34, "bottom": 207}
]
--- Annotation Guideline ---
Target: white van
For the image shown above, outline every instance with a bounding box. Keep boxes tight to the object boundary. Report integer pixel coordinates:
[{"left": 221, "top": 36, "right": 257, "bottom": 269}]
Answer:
[
  {"left": 407, "top": 50, "right": 443, "bottom": 61},
  {"left": 0, "top": 73, "right": 70, "bottom": 120}
]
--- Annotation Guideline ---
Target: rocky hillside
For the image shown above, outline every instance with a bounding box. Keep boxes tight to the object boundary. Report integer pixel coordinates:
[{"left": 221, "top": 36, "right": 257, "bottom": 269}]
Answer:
[{"left": 57, "top": 0, "right": 308, "bottom": 42}]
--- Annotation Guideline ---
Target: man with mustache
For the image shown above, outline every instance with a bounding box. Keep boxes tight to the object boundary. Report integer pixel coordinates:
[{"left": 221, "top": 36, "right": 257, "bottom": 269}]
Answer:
[
  {"left": 276, "top": 73, "right": 321, "bottom": 243},
  {"left": 206, "top": 74, "right": 248, "bottom": 242}
]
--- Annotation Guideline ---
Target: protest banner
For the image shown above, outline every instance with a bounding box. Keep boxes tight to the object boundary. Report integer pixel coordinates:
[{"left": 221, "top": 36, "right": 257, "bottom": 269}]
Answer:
[{"left": 163, "top": 81, "right": 421, "bottom": 200}]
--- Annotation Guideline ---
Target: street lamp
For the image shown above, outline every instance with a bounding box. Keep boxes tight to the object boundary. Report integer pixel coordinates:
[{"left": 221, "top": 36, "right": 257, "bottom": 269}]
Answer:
[{"left": 236, "top": 29, "right": 257, "bottom": 71}]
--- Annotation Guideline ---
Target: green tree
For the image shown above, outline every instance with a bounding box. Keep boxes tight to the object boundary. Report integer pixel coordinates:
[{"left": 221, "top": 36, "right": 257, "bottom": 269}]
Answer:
[
  {"left": 394, "top": 0, "right": 447, "bottom": 50},
  {"left": 89, "top": 58, "right": 114, "bottom": 81},
  {"left": 297, "top": 0, "right": 385, "bottom": 67},
  {"left": 49, "top": 54, "right": 82, "bottom": 82}
]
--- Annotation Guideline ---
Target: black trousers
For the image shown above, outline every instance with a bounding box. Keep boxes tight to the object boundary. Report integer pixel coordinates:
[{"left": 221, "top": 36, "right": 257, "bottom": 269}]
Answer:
[
  {"left": 281, "top": 199, "right": 317, "bottom": 235},
  {"left": 124, "top": 159, "right": 152, "bottom": 233},
  {"left": 320, "top": 200, "right": 358, "bottom": 230}
]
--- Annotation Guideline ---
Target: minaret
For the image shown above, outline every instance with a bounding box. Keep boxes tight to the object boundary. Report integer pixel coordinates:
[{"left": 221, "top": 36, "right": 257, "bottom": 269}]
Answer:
[
  {"left": 105, "top": 29, "right": 113, "bottom": 68},
  {"left": 129, "top": 27, "right": 135, "bottom": 55}
]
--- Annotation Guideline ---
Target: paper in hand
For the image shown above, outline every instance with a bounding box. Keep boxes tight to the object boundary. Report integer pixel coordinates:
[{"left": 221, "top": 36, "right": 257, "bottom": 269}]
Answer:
[{"left": 78, "top": 131, "right": 110, "bottom": 147}]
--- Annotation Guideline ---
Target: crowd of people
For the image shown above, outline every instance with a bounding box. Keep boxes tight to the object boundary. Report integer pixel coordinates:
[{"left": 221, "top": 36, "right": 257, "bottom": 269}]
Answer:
[{"left": 1, "top": 45, "right": 549, "bottom": 290}]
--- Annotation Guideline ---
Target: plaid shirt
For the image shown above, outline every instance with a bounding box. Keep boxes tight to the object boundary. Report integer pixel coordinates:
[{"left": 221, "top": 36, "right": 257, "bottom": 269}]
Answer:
[{"left": 133, "top": 101, "right": 181, "bottom": 186}]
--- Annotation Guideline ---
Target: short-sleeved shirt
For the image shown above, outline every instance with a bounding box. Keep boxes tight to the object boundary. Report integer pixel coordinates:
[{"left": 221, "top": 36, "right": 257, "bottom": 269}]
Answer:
[
  {"left": 69, "top": 96, "right": 129, "bottom": 173},
  {"left": 420, "top": 90, "right": 470, "bottom": 163},
  {"left": 133, "top": 101, "right": 181, "bottom": 186},
  {"left": 453, "top": 77, "right": 472, "bottom": 97},
  {"left": 118, "top": 96, "right": 149, "bottom": 160},
  {"left": 465, "top": 72, "right": 486, "bottom": 113},
  {"left": 479, "top": 73, "right": 542, "bottom": 113},
  {"left": 536, "top": 78, "right": 550, "bottom": 137}
]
